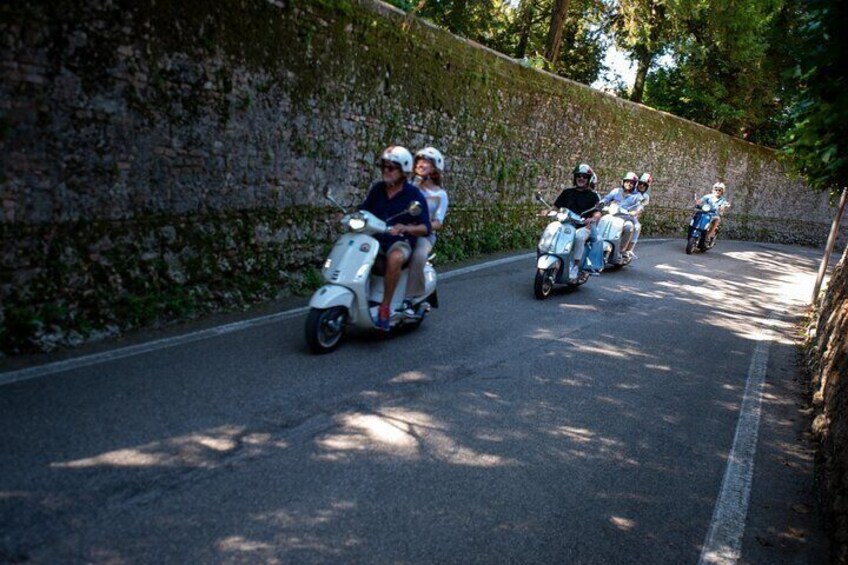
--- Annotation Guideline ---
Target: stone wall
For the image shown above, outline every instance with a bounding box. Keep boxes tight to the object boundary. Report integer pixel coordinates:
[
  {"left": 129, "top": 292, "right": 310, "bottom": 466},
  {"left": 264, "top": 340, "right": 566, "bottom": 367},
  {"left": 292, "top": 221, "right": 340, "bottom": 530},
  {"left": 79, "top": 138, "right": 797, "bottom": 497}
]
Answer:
[
  {"left": 1, "top": 0, "right": 843, "bottom": 354},
  {"left": 809, "top": 244, "right": 848, "bottom": 562}
]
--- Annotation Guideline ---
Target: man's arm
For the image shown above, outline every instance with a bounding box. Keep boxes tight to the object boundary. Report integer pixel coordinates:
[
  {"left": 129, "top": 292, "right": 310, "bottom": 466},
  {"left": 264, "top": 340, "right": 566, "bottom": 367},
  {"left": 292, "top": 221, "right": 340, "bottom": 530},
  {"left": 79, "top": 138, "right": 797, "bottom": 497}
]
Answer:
[{"left": 389, "top": 192, "right": 431, "bottom": 237}]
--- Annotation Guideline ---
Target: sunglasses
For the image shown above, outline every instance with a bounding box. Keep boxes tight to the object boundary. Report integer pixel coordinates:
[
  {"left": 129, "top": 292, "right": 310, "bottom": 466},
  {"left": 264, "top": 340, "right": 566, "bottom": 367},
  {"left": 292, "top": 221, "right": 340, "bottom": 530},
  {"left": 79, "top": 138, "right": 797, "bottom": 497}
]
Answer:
[
  {"left": 381, "top": 162, "right": 401, "bottom": 172},
  {"left": 575, "top": 174, "right": 591, "bottom": 180}
]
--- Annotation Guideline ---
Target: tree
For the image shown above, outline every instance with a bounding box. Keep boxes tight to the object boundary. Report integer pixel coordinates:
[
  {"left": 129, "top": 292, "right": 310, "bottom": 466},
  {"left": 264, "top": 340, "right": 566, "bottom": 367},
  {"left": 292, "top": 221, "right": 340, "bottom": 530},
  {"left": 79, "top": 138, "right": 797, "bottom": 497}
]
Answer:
[
  {"left": 782, "top": 0, "right": 848, "bottom": 196},
  {"left": 636, "top": 0, "right": 801, "bottom": 145},
  {"left": 384, "top": 0, "right": 609, "bottom": 87},
  {"left": 545, "top": 0, "right": 571, "bottom": 67},
  {"left": 514, "top": 0, "right": 536, "bottom": 59},
  {"left": 609, "top": 0, "right": 691, "bottom": 104}
]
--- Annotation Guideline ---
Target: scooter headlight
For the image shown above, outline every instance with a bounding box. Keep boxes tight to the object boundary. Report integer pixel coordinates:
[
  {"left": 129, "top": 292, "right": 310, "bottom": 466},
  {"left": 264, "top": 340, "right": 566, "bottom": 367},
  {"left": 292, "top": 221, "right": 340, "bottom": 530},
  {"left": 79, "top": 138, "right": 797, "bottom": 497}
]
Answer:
[
  {"left": 348, "top": 213, "right": 366, "bottom": 231},
  {"left": 701, "top": 204, "right": 711, "bottom": 212}
]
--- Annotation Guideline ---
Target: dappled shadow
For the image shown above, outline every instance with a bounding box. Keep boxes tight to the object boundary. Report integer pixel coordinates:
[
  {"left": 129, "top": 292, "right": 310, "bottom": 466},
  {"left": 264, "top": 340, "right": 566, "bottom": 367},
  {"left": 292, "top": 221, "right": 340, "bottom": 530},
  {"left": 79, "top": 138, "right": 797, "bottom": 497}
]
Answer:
[{"left": 0, "top": 243, "right": 826, "bottom": 563}]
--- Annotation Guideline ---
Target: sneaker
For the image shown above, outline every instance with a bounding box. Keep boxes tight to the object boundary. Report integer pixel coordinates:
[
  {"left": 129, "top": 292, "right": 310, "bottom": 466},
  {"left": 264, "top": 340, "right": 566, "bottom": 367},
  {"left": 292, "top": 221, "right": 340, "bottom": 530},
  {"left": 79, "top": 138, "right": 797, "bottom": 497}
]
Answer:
[
  {"left": 568, "top": 263, "right": 579, "bottom": 281},
  {"left": 399, "top": 300, "right": 416, "bottom": 318},
  {"left": 376, "top": 304, "right": 391, "bottom": 332}
]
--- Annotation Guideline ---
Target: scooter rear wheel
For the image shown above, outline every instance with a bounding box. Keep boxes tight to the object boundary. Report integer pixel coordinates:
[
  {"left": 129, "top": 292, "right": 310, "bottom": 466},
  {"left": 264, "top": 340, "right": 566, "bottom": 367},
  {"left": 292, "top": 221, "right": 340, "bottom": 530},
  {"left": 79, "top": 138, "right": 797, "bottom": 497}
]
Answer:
[
  {"left": 305, "top": 306, "right": 347, "bottom": 354},
  {"left": 534, "top": 265, "right": 558, "bottom": 300}
]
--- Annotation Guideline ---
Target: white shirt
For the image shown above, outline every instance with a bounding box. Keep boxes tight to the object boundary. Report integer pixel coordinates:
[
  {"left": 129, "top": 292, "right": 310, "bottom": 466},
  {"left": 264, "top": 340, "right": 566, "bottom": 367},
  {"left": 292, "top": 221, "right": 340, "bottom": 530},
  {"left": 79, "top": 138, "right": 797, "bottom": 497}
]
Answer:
[{"left": 418, "top": 185, "right": 448, "bottom": 244}]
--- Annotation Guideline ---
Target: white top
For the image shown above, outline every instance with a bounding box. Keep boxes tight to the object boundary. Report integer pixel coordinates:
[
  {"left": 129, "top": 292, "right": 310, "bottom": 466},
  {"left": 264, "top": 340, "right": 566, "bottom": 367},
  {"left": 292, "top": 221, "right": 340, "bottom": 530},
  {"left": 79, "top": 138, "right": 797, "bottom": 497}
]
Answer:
[{"left": 419, "top": 185, "right": 448, "bottom": 244}]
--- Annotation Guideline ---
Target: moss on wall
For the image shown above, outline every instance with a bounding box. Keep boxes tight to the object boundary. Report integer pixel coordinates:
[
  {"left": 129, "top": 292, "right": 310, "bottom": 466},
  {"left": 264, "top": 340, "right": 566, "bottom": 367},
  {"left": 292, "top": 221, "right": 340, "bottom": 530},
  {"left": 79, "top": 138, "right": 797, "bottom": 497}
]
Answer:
[{"left": 0, "top": 0, "right": 841, "bottom": 354}]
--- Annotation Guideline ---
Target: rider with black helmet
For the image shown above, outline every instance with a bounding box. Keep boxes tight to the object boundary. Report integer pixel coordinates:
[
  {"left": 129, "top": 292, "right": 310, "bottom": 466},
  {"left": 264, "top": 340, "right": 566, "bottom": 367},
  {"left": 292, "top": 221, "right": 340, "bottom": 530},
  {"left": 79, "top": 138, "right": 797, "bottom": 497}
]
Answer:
[{"left": 544, "top": 163, "right": 602, "bottom": 280}]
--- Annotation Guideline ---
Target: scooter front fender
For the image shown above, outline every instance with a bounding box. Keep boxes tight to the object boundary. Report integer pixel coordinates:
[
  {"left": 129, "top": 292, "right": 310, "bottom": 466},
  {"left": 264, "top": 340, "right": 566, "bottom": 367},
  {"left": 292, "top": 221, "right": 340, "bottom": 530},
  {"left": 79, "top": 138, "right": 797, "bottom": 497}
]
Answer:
[
  {"left": 537, "top": 254, "right": 562, "bottom": 271},
  {"left": 309, "top": 285, "right": 355, "bottom": 310}
]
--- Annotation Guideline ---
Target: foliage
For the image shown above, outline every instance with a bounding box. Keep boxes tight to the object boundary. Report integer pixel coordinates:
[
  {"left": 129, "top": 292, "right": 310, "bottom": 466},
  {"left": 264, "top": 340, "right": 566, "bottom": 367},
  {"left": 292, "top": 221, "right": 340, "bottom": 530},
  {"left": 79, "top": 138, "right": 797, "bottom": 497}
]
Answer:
[
  {"left": 384, "top": 0, "right": 611, "bottom": 87},
  {"left": 781, "top": 0, "right": 848, "bottom": 197},
  {"left": 634, "top": 0, "right": 804, "bottom": 146}
]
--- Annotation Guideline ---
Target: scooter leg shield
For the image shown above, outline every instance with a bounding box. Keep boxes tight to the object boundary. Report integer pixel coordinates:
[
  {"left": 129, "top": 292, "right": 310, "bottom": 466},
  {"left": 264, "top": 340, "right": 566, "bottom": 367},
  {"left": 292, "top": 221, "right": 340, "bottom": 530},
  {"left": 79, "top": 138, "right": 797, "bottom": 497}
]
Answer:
[
  {"left": 537, "top": 254, "right": 560, "bottom": 271},
  {"left": 422, "top": 265, "right": 438, "bottom": 300},
  {"left": 309, "top": 285, "right": 355, "bottom": 310},
  {"left": 584, "top": 240, "right": 605, "bottom": 272}
]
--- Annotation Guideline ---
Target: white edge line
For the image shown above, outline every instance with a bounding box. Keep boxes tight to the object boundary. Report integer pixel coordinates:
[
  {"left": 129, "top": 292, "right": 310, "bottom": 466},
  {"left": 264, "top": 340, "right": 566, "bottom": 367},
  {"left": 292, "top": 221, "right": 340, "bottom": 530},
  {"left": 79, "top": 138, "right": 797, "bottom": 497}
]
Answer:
[
  {"left": 0, "top": 251, "right": 538, "bottom": 386},
  {"left": 697, "top": 313, "right": 776, "bottom": 565},
  {"left": 1, "top": 240, "right": 675, "bottom": 386}
]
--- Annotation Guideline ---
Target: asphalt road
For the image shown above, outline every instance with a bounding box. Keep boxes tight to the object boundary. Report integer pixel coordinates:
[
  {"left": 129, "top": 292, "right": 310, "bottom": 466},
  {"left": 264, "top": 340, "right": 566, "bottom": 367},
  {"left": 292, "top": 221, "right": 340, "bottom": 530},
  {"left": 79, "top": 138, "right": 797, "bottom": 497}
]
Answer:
[{"left": 0, "top": 240, "right": 829, "bottom": 564}]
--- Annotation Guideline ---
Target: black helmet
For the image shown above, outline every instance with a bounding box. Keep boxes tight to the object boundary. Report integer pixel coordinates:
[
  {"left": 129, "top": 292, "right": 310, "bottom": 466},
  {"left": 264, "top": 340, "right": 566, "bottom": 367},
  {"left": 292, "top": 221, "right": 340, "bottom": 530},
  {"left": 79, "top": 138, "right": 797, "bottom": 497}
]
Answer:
[{"left": 573, "top": 163, "right": 596, "bottom": 188}]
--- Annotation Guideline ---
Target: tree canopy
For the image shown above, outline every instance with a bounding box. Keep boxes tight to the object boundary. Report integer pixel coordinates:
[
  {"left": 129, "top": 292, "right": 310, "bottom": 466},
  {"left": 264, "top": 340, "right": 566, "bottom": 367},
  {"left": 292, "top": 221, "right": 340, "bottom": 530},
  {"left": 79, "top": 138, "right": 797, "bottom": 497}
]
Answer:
[{"left": 383, "top": 0, "right": 845, "bottom": 194}]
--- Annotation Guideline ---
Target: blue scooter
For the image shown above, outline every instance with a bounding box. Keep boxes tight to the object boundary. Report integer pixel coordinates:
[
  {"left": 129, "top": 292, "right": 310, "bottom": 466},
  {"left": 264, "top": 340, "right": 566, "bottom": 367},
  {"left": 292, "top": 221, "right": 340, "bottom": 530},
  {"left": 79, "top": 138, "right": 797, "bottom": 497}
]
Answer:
[{"left": 686, "top": 201, "right": 726, "bottom": 254}]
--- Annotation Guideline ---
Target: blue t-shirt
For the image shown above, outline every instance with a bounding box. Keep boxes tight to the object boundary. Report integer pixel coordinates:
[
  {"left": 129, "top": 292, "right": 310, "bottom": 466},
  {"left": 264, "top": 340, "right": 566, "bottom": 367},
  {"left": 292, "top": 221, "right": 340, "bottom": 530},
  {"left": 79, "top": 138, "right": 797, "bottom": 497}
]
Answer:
[
  {"left": 601, "top": 187, "right": 645, "bottom": 213},
  {"left": 359, "top": 181, "right": 431, "bottom": 251},
  {"left": 700, "top": 194, "right": 728, "bottom": 212}
]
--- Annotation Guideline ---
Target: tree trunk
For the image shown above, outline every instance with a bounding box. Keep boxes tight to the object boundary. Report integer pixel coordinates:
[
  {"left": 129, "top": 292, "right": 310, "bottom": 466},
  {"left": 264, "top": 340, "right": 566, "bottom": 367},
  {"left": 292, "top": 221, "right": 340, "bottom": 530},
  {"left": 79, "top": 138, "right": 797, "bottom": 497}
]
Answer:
[
  {"left": 515, "top": 0, "right": 535, "bottom": 59},
  {"left": 544, "top": 0, "right": 570, "bottom": 68},
  {"left": 629, "top": 0, "right": 664, "bottom": 104},
  {"left": 631, "top": 50, "right": 652, "bottom": 103}
]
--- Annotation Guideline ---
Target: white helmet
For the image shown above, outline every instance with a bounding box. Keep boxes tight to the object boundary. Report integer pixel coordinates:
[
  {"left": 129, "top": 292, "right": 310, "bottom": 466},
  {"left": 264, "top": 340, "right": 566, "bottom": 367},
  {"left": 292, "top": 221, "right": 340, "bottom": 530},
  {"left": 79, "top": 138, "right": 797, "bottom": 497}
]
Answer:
[
  {"left": 712, "top": 181, "right": 726, "bottom": 193},
  {"left": 415, "top": 147, "right": 445, "bottom": 172},
  {"left": 380, "top": 146, "right": 413, "bottom": 174}
]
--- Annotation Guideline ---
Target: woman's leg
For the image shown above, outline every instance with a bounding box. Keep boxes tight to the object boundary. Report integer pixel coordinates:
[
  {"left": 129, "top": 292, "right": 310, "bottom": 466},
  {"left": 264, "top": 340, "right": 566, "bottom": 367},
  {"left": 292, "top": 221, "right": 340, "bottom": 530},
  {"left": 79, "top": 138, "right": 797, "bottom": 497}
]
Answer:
[
  {"left": 627, "top": 219, "right": 642, "bottom": 251},
  {"left": 406, "top": 237, "right": 433, "bottom": 298}
]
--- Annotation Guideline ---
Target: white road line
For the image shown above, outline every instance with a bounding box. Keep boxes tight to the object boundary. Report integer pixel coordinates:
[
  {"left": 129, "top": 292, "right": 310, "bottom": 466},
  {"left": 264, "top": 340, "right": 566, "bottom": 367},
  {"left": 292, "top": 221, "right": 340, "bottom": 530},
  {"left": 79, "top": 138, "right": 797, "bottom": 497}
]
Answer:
[
  {"left": 698, "top": 312, "right": 778, "bottom": 565},
  {"left": 0, "top": 239, "right": 677, "bottom": 386},
  {"left": 0, "top": 252, "right": 537, "bottom": 386}
]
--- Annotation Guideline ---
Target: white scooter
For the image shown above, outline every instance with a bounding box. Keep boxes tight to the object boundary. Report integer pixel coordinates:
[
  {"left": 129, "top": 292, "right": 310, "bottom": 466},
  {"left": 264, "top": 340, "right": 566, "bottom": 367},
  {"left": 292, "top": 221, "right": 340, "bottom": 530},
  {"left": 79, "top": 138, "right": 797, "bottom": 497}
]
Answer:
[
  {"left": 596, "top": 201, "right": 635, "bottom": 269},
  {"left": 533, "top": 192, "right": 591, "bottom": 299},
  {"left": 305, "top": 192, "right": 439, "bottom": 354}
]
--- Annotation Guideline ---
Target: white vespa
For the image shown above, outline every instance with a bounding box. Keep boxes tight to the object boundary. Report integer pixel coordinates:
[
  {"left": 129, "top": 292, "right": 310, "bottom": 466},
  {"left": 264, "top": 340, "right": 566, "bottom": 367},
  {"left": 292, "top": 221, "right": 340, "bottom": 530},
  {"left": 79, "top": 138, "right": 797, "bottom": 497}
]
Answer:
[
  {"left": 534, "top": 191, "right": 591, "bottom": 299},
  {"left": 596, "top": 201, "right": 635, "bottom": 269},
  {"left": 305, "top": 192, "right": 438, "bottom": 354}
]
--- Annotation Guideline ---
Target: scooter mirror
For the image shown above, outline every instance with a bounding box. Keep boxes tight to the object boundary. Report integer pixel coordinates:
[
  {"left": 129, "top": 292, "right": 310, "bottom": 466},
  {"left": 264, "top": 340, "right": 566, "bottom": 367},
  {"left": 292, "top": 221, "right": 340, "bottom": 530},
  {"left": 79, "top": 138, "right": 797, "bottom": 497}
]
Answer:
[
  {"left": 407, "top": 201, "right": 422, "bottom": 217},
  {"left": 535, "top": 192, "right": 553, "bottom": 209}
]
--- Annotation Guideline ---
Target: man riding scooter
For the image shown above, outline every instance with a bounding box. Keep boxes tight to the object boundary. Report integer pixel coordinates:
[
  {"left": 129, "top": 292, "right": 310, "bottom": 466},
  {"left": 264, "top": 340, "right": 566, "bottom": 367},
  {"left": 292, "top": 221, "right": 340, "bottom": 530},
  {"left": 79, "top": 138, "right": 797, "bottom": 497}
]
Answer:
[
  {"left": 695, "top": 182, "right": 730, "bottom": 246},
  {"left": 541, "top": 163, "right": 602, "bottom": 281},
  {"left": 359, "top": 146, "right": 431, "bottom": 330},
  {"left": 599, "top": 172, "right": 641, "bottom": 260}
]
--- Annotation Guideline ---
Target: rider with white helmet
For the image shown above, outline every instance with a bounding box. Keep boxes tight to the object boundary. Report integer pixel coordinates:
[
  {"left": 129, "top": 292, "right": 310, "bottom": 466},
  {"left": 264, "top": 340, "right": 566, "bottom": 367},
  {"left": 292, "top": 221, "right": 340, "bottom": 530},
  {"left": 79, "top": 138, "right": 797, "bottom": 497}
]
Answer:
[
  {"left": 598, "top": 171, "right": 643, "bottom": 258},
  {"left": 407, "top": 147, "right": 449, "bottom": 299},
  {"left": 359, "top": 145, "right": 431, "bottom": 330},
  {"left": 623, "top": 172, "right": 653, "bottom": 256},
  {"left": 695, "top": 181, "right": 731, "bottom": 244}
]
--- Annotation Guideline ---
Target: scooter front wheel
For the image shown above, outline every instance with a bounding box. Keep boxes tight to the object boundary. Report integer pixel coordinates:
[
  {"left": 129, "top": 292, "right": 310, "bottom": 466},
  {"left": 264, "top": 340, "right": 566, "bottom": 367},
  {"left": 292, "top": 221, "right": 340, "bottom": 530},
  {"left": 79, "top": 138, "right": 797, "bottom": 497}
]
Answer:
[
  {"left": 685, "top": 236, "right": 697, "bottom": 255},
  {"left": 534, "top": 265, "right": 558, "bottom": 300},
  {"left": 305, "top": 306, "right": 347, "bottom": 354}
]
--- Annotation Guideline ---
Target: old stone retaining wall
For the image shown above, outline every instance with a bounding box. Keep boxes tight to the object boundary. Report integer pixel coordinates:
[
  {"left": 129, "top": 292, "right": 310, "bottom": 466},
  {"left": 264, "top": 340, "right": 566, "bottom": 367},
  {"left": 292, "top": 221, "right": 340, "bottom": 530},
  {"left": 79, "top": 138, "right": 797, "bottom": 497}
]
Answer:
[
  {"left": 1, "top": 0, "right": 842, "bottom": 354},
  {"left": 808, "top": 244, "right": 848, "bottom": 562}
]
